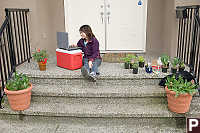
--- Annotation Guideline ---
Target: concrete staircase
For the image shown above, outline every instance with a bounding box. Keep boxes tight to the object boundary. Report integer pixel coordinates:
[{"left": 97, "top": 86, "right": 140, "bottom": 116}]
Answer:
[{"left": 0, "top": 58, "right": 199, "bottom": 133}]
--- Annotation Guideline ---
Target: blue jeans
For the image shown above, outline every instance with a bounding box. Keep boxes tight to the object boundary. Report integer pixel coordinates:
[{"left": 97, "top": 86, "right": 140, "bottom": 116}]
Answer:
[{"left": 83, "top": 58, "right": 102, "bottom": 74}]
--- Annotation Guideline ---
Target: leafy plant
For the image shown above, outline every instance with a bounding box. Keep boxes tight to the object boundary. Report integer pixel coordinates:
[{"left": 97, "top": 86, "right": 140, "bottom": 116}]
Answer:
[
  {"left": 132, "top": 62, "right": 139, "bottom": 68},
  {"left": 161, "top": 54, "right": 170, "bottom": 67},
  {"left": 171, "top": 57, "right": 179, "bottom": 68},
  {"left": 179, "top": 60, "right": 185, "bottom": 68},
  {"left": 122, "top": 56, "right": 131, "bottom": 63},
  {"left": 6, "top": 72, "right": 30, "bottom": 91},
  {"left": 165, "top": 75, "right": 197, "bottom": 97},
  {"left": 32, "top": 48, "right": 48, "bottom": 64},
  {"left": 122, "top": 54, "right": 136, "bottom": 63},
  {"left": 138, "top": 56, "right": 145, "bottom": 63}
]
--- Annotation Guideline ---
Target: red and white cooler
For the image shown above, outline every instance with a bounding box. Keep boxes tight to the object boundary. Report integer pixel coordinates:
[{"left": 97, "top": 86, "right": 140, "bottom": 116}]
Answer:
[{"left": 56, "top": 48, "right": 82, "bottom": 70}]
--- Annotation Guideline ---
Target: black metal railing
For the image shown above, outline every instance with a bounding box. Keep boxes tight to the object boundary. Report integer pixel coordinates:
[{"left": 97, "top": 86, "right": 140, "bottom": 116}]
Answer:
[
  {"left": 176, "top": 5, "right": 200, "bottom": 83},
  {"left": 0, "top": 8, "right": 30, "bottom": 108}
]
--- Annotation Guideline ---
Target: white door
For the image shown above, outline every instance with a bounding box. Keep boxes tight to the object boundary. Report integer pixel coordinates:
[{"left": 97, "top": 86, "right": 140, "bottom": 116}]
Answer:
[
  {"left": 64, "top": 0, "right": 147, "bottom": 52},
  {"left": 106, "top": 0, "right": 147, "bottom": 51},
  {"left": 65, "top": 0, "right": 105, "bottom": 50}
]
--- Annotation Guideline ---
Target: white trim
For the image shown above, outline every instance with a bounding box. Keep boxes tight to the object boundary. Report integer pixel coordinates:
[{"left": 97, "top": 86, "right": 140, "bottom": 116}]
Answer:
[
  {"left": 56, "top": 48, "right": 82, "bottom": 54},
  {"left": 64, "top": 0, "right": 69, "bottom": 32},
  {"left": 100, "top": 50, "right": 146, "bottom": 54}
]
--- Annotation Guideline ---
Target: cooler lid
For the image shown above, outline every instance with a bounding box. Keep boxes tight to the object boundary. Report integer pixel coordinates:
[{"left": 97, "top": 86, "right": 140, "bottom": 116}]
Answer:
[{"left": 56, "top": 48, "right": 82, "bottom": 54}]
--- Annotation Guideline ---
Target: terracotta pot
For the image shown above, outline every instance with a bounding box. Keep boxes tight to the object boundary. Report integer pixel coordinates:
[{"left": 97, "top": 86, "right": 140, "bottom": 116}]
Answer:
[
  {"left": 38, "top": 62, "right": 46, "bottom": 71},
  {"left": 4, "top": 84, "right": 32, "bottom": 111},
  {"left": 165, "top": 86, "right": 192, "bottom": 113}
]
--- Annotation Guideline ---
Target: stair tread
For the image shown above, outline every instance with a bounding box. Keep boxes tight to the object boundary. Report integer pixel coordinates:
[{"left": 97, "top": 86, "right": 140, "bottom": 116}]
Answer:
[
  {"left": 1, "top": 96, "right": 200, "bottom": 118},
  {"left": 0, "top": 115, "right": 185, "bottom": 133},
  {"left": 32, "top": 84, "right": 166, "bottom": 97},
  {"left": 17, "top": 61, "right": 170, "bottom": 79}
]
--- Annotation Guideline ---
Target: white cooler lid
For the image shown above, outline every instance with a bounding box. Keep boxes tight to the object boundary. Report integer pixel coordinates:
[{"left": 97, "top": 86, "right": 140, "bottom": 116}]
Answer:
[{"left": 56, "top": 48, "right": 82, "bottom": 54}]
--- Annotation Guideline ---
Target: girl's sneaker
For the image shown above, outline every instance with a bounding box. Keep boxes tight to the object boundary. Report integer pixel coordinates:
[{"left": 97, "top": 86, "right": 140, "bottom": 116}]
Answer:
[
  {"left": 81, "top": 66, "right": 89, "bottom": 78},
  {"left": 89, "top": 72, "right": 96, "bottom": 82}
]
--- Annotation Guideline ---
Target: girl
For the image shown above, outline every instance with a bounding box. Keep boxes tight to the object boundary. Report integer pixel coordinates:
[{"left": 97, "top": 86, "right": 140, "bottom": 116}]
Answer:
[{"left": 72, "top": 25, "right": 102, "bottom": 81}]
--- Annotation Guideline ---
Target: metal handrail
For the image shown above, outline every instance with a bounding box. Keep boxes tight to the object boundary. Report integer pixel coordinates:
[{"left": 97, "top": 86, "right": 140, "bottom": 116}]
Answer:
[{"left": 0, "top": 8, "right": 31, "bottom": 108}]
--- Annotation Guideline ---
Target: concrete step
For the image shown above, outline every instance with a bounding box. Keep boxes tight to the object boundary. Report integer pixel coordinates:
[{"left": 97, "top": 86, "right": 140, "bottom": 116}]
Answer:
[
  {"left": 1, "top": 96, "right": 199, "bottom": 118},
  {"left": 0, "top": 115, "right": 185, "bottom": 133},
  {"left": 17, "top": 61, "right": 169, "bottom": 86},
  {"left": 31, "top": 84, "right": 166, "bottom": 98},
  {"left": 29, "top": 77, "right": 162, "bottom": 86}
]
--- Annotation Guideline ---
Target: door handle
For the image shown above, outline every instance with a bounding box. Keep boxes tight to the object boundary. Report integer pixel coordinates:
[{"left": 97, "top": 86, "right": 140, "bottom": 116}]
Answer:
[
  {"left": 100, "top": 12, "right": 104, "bottom": 24},
  {"left": 107, "top": 12, "right": 110, "bottom": 24}
]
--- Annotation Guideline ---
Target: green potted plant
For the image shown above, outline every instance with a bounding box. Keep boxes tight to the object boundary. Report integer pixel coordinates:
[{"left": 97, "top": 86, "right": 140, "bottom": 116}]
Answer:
[
  {"left": 171, "top": 57, "right": 179, "bottom": 74},
  {"left": 32, "top": 48, "right": 48, "bottom": 71},
  {"left": 138, "top": 56, "right": 145, "bottom": 68},
  {"left": 4, "top": 72, "right": 32, "bottom": 111},
  {"left": 130, "top": 55, "right": 138, "bottom": 69},
  {"left": 165, "top": 75, "right": 197, "bottom": 113},
  {"left": 122, "top": 56, "right": 131, "bottom": 69},
  {"left": 122, "top": 54, "right": 135, "bottom": 69},
  {"left": 179, "top": 60, "right": 185, "bottom": 72},
  {"left": 132, "top": 62, "right": 139, "bottom": 74},
  {"left": 161, "top": 54, "right": 170, "bottom": 73}
]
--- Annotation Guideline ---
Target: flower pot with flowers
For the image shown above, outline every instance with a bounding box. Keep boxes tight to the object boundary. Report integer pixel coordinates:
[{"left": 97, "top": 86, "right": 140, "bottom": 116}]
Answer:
[
  {"left": 4, "top": 72, "right": 32, "bottom": 111},
  {"left": 32, "top": 49, "right": 48, "bottom": 71},
  {"left": 171, "top": 57, "right": 179, "bottom": 74},
  {"left": 165, "top": 75, "right": 197, "bottom": 113}
]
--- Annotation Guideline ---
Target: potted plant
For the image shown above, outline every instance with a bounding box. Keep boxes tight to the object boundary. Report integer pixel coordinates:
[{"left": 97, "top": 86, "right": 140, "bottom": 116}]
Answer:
[
  {"left": 138, "top": 56, "right": 145, "bottom": 68},
  {"left": 179, "top": 60, "right": 185, "bottom": 72},
  {"left": 132, "top": 62, "right": 139, "bottom": 74},
  {"left": 130, "top": 55, "right": 138, "bottom": 69},
  {"left": 122, "top": 54, "right": 135, "bottom": 69},
  {"left": 171, "top": 57, "right": 179, "bottom": 74},
  {"left": 122, "top": 56, "right": 131, "bottom": 69},
  {"left": 165, "top": 75, "right": 197, "bottom": 113},
  {"left": 161, "top": 54, "right": 170, "bottom": 73},
  {"left": 32, "top": 48, "right": 48, "bottom": 71},
  {"left": 4, "top": 72, "right": 32, "bottom": 111}
]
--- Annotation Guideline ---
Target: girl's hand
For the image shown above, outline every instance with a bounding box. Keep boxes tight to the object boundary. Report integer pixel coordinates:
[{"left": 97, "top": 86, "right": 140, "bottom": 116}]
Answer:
[{"left": 89, "top": 61, "right": 93, "bottom": 68}]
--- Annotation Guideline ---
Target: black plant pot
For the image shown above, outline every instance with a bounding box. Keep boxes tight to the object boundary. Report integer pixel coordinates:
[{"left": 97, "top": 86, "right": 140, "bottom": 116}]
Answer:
[
  {"left": 167, "top": 62, "right": 169, "bottom": 68},
  {"left": 124, "top": 62, "right": 130, "bottom": 69},
  {"left": 133, "top": 68, "right": 138, "bottom": 74},
  {"left": 139, "top": 62, "right": 144, "bottom": 68},
  {"left": 171, "top": 68, "right": 177, "bottom": 74},
  {"left": 179, "top": 67, "right": 185, "bottom": 72},
  {"left": 130, "top": 63, "right": 134, "bottom": 69},
  {"left": 162, "top": 67, "right": 168, "bottom": 73}
]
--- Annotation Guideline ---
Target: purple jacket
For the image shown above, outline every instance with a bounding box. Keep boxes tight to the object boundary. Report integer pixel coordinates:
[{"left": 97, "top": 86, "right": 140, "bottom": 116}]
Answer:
[{"left": 77, "top": 37, "right": 101, "bottom": 62}]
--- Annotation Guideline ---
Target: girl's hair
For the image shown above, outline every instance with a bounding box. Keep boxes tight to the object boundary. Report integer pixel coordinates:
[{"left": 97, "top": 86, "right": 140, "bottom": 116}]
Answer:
[{"left": 79, "top": 25, "right": 95, "bottom": 40}]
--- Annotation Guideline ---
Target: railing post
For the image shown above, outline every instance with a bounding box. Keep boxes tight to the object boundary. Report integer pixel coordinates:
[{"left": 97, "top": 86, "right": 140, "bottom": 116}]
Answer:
[
  {"left": 189, "top": 8, "right": 198, "bottom": 76},
  {"left": 5, "top": 9, "right": 16, "bottom": 72}
]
